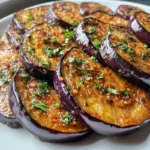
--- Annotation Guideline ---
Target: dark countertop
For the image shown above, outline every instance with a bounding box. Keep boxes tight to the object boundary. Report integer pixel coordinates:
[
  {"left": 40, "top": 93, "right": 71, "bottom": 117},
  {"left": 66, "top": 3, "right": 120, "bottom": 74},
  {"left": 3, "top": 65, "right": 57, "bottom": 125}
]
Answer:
[{"left": 0, "top": 0, "right": 149, "bottom": 19}]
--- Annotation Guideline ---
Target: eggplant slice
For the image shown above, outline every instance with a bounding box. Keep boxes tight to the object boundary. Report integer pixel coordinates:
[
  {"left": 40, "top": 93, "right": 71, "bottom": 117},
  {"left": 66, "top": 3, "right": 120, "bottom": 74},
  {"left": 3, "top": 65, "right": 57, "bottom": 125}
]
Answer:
[
  {"left": 54, "top": 47, "right": 150, "bottom": 135},
  {"left": 6, "top": 24, "right": 22, "bottom": 49},
  {"left": 50, "top": 2, "right": 83, "bottom": 27},
  {"left": 76, "top": 18, "right": 109, "bottom": 65},
  {"left": 116, "top": 5, "right": 143, "bottom": 20},
  {"left": 0, "top": 33, "right": 21, "bottom": 127},
  {"left": 130, "top": 11, "right": 150, "bottom": 45},
  {"left": 21, "top": 23, "right": 76, "bottom": 81},
  {"left": 90, "top": 11, "right": 128, "bottom": 26},
  {"left": 80, "top": 2, "right": 113, "bottom": 15},
  {"left": 9, "top": 66, "right": 89, "bottom": 142},
  {"left": 12, "top": 6, "right": 50, "bottom": 34},
  {"left": 100, "top": 26, "right": 150, "bottom": 88}
]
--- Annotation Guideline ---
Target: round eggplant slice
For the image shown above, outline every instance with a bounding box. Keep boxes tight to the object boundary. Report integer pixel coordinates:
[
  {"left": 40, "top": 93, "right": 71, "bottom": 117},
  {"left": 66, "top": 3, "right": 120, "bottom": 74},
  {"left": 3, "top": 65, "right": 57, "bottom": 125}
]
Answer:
[
  {"left": 80, "top": 2, "right": 113, "bottom": 15},
  {"left": 12, "top": 6, "right": 50, "bottom": 34},
  {"left": 21, "top": 23, "right": 76, "bottom": 81},
  {"left": 9, "top": 66, "right": 89, "bottom": 142},
  {"left": 0, "top": 35, "right": 21, "bottom": 127},
  {"left": 6, "top": 24, "right": 21, "bottom": 49},
  {"left": 76, "top": 18, "right": 110, "bottom": 66},
  {"left": 90, "top": 11, "right": 128, "bottom": 26},
  {"left": 100, "top": 26, "right": 150, "bottom": 88},
  {"left": 50, "top": 2, "right": 83, "bottom": 28},
  {"left": 54, "top": 47, "right": 150, "bottom": 135},
  {"left": 130, "top": 11, "right": 150, "bottom": 45},
  {"left": 116, "top": 5, "right": 143, "bottom": 20}
]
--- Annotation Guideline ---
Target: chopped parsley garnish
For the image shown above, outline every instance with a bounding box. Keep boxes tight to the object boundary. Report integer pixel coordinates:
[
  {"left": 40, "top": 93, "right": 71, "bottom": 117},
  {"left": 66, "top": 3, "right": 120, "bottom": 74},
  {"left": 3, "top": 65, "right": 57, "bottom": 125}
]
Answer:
[
  {"left": 43, "top": 39, "right": 49, "bottom": 44},
  {"left": 27, "top": 34, "right": 32, "bottom": 38},
  {"left": 26, "top": 12, "right": 34, "bottom": 22},
  {"left": 120, "top": 90, "right": 130, "bottom": 96},
  {"left": 127, "top": 34, "right": 136, "bottom": 41},
  {"left": 31, "top": 100, "right": 47, "bottom": 111},
  {"left": 88, "top": 26, "right": 96, "bottom": 34},
  {"left": 97, "top": 73, "right": 104, "bottom": 79},
  {"left": 93, "top": 39, "right": 101, "bottom": 47},
  {"left": 1, "top": 76, "right": 10, "bottom": 85},
  {"left": 37, "top": 82, "right": 49, "bottom": 94},
  {"left": 64, "top": 31, "right": 74, "bottom": 39},
  {"left": 85, "top": 74, "right": 91, "bottom": 81},
  {"left": 41, "top": 61, "right": 51, "bottom": 67},
  {"left": 73, "top": 20, "right": 79, "bottom": 27},
  {"left": 141, "top": 99, "right": 146, "bottom": 105},
  {"left": 94, "top": 83, "right": 101, "bottom": 89},
  {"left": 129, "top": 57, "right": 136, "bottom": 62},
  {"left": 53, "top": 102, "right": 61, "bottom": 108},
  {"left": 9, "top": 69, "right": 16, "bottom": 75},
  {"left": 141, "top": 53, "right": 147, "bottom": 60},
  {"left": 48, "top": 35, "right": 57, "bottom": 43},
  {"left": 84, "top": 101, "right": 88, "bottom": 106},
  {"left": 42, "top": 47, "right": 53, "bottom": 57},
  {"left": 27, "top": 46, "right": 35, "bottom": 55},
  {"left": 61, "top": 112, "right": 75, "bottom": 125},
  {"left": 20, "top": 73, "right": 30, "bottom": 83},
  {"left": 107, "top": 87, "right": 118, "bottom": 94}
]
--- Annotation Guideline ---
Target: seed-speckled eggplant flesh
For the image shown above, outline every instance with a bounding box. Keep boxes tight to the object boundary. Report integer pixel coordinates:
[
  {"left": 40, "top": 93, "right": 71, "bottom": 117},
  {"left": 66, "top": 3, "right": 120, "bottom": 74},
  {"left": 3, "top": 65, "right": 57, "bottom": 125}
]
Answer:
[
  {"left": 15, "top": 67, "right": 88, "bottom": 133},
  {"left": 6, "top": 24, "right": 21, "bottom": 49},
  {"left": 116, "top": 5, "right": 143, "bottom": 20},
  {"left": 0, "top": 33, "right": 12, "bottom": 50},
  {"left": 21, "top": 23, "right": 76, "bottom": 72},
  {"left": 108, "top": 26, "right": 150, "bottom": 74},
  {"left": 91, "top": 12, "right": 128, "bottom": 26},
  {"left": 61, "top": 48, "right": 150, "bottom": 127},
  {"left": 0, "top": 34, "right": 21, "bottom": 127},
  {"left": 51, "top": 2, "right": 83, "bottom": 27},
  {"left": 13, "top": 6, "right": 50, "bottom": 34},
  {"left": 80, "top": 2, "right": 113, "bottom": 15}
]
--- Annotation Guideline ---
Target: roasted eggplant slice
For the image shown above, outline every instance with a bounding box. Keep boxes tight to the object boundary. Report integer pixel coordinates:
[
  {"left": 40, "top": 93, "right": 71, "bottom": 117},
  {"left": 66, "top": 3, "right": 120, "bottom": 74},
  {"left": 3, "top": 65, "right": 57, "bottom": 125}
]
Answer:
[
  {"left": 9, "top": 66, "right": 89, "bottom": 142},
  {"left": 76, "top": 18, "right": 110, "bottom": 65},
  {"left": 116, "top": 5, "right": 143, "bottom": 20},
  {"left": 130, "top": 11, "right": 150, "bottom": 45},
  {"left": 0, "top": 34, "right": 21, "bottom": 127},
  {"left": 12, "top": 6, "right": 50, "bottom": 34},
  {"left": 54, "top": 47, "right": 150, "bottom": 135},
  {"left": 6, "top": 24, "right": 21, "bottom": 49},
  {"left": 80, "top": 2, "right": 113, "bottom": 15},
  {"left": 91, "top": 11, "right": 128, "bottom": 26},
  {"left": 100, "top": 26, "right": 150, "bottom": 88},
  {"left": 50, "top": 2, "right": 83, "bottom": 27},
  {"left": 21, "top": 23, "right": 76, "bottom": 80}
]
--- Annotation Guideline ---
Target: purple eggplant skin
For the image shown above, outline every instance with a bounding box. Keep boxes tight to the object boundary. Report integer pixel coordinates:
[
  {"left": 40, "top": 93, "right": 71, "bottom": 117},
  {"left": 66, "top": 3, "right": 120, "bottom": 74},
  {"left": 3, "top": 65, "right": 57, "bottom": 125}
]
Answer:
[
  {"left": 75, "top": 21, "right": 106, "bottom": 66},
  {"left": 54, "top": 47, "right": 149, "bottom": 136},
  {"left": 130, "top": 13, "right": 150, "bottom": 45},
  {"left": 0, "top": 113, "right": 21, "bottom": 128},
  {"left": 100, "top": 32, "right": 150, "bottom": 89},
  {"left": 8, "top": 66, "right": 90, "bottom": 142}
]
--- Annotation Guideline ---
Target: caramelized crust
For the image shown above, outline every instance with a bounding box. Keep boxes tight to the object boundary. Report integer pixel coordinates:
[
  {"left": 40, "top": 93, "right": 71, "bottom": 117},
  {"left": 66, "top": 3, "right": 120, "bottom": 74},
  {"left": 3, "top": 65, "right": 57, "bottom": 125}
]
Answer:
[
  {"left": 61, "top": 48, "right": 150, "bottom": 127},
  {"left": 91, "top": 12, "right": 128, "bottom": 26},
  {"left": 14, "top": 6, "right": 50, "bottom": 30},
  {"left": 136, "top": 11, "right": 150, "bottom": 32},
  {"left": 16, "top": 68, "right": 88, "bottom": 132},
  {"left": 0, "top": 34, "right": 21, "bottom": 118},
  {"left": 52, "top": 2, "right": 83, "bottom": 26},
  {"left": 109, "top": 27, "right": 150, "bottom": 74},
  {"left": 81, "top": 2, "right": 113, "bottom": 15}
]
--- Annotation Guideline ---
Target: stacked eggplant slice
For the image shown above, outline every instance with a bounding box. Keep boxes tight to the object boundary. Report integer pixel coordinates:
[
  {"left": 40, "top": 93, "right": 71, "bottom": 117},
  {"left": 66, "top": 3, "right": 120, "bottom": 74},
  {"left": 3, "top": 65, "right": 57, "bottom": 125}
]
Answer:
[{"left": 0, "top": 1, "right": 150, "bottom": 142}]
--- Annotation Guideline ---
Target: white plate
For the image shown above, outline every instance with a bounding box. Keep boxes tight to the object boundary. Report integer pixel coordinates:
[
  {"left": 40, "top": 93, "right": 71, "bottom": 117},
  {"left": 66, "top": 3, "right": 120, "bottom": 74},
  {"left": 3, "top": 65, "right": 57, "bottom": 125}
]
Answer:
[{"left": 0, "top": 0, "right": 150, "bottom": 150}]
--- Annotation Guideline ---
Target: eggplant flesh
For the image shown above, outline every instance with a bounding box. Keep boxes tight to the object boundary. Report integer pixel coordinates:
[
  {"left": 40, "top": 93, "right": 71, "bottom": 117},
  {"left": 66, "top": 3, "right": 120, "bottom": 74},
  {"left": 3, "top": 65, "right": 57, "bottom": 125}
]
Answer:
[
  {"left": 0, "top": 34, "right": 21, "bottom": 127},
  {"left": 54, "top": 47, "right": 150, "bottom": 135},
  {"left": 80, "top": 2, "right": 113, "bottom": 15},
  {"left": 116, "top": 5, "right": 143, "bottom": 20},
  {"left": 12, "top": 6, "right": 50, "bottom": 35},
  {"left": 50, "top": 2, "right": 83, "bottom": 27},
  {"left": 9, "top": 66, "right": 89, "bottom": 142},
  {"left": 21, "top": 23, "right": 76, "bottom": 81},
  {"left": 130, "top": 11, "right": 150, "bottom": 45},
  {"left": 91, "top": 11, "right": 128, "bottom": 26},
  {"left": 100, "top": 26, "right": 150, "bottom": 88}
]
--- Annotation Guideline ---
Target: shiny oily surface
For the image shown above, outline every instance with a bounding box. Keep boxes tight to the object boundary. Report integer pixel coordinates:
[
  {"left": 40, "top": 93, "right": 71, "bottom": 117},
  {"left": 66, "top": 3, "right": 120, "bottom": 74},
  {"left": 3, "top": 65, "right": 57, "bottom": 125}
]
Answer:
[
  {"left": 0, "top": 33, "right": 20, "bottom": 118},
  {"left": 80, "top": 2, "right": 113, "bottom": 15},
  {"left": 16, "top": 68, "right": 88, "bottom": 132},
  {"left": 14, "top": 6, "right": 50, "bottom": 30},
  {"left": 52, "top": 2, "right": 83, "bottom": 26},
  {"left": 61, "top": 48, "right": 150, "bottom": 127},
  {"left": 90, "top": 12, "right": 128, "bottom": 26},
  {"left": 116, "top": 5, "right": 143, "bottom": 19},
  {"left": 136, "top": 11, "right": 150, "bottom": 32},
  {"left": 109, "top": 27, "right": 150, "bottom": 74},
  {"left": 22, "top": 23, "right": 76, "bottom": 71}
]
